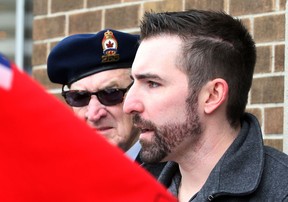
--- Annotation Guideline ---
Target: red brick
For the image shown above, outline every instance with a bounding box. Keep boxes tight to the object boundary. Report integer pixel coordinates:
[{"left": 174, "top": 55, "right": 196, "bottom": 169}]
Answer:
[
  {"left": 185, "top": 0, "right": 225, "bottom": 10},
  {"left": 275, "top": 44, "right": 284, "bottom": 72},
  {"left": 280, "top": 0, "right": 286, "bottom": 10},
  {"left": 251, "top": 76, "right": 284, "bottom": 104},
  {"left": 123, "top": 0, "right": 141, "bottom": 2},
  {"left": 69, "top": 11, "right": 101, "bottom": 34},
  {"left": 32, "top": 43, "right": 47, "bottom": 66},
  {"left": 33, "top": 16, "right": 66, "bottom": 40},
  {"left": 255, "top": 46, "right": 272, "bottom": 73},
  {"left": 33, "top": 0, "right": 48, "bottom": 16},
  {"left": 51, "top": 0, "right": 83, "bottom": 13},
  {"left": 264, "top": 107, "right": 283, "bottom": 134},
  {"left": 254, "top": 14, "right": 285, "bottom": 43},
  {"left": 230, "top": 0, "right": 273, "bottom": 16},
  {"left": 87, "top": 0, "right": 120, "bottom": 7},
  {"left": 144, "top": 0, "right": 182, "bottom": 12},
  {"left": 105, "top": 5, "right": 139, "bottom": 29}
]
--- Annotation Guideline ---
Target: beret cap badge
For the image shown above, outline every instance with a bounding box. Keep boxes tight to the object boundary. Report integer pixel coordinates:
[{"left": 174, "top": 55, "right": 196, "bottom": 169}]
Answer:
[{"left": 101, "top": 30, "right": 120, "bottom": 63}]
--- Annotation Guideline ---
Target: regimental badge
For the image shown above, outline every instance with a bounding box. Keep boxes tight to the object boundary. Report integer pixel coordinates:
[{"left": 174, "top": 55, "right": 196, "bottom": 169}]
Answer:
[{"left": 101, "top": 30, "right": 120, "bottom": 63}]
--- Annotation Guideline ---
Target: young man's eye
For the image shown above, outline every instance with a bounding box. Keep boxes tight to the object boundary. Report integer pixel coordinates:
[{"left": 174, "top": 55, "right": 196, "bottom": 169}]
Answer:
[{"left": 148, "top": 81, "right": 160, "bottom": 88}]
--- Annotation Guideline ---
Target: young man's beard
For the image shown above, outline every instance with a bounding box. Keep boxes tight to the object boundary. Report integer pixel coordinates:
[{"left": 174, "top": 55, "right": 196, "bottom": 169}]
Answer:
[{"left": 133, "top": 99, "right": 202, "bottom": 164}]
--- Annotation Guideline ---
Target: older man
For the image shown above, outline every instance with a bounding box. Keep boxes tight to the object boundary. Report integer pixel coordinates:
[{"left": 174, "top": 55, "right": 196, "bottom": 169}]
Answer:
[{"left": 47, "top": 29, "right": 141, "bottom": 162}]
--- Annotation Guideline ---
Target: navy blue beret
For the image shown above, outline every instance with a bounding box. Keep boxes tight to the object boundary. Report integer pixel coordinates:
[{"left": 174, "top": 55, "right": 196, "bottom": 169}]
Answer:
[{"left": 47, "top": 29, "right": 139, "bottom": 85}]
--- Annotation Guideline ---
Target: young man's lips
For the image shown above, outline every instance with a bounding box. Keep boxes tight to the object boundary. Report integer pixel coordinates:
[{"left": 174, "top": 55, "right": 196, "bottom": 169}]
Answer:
[
  {"left": 139, "top": 129, "right": 154, "bottom": 140},
  {"left": 134, "top": 123, "right": 151, "bottom": 132},
  {"left": 140, "top": 128, "right": 151, "bottom": 133}
]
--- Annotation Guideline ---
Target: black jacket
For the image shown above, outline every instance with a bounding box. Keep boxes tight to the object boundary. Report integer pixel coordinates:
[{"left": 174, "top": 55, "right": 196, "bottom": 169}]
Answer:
[{"left": 143, "top": 113, "right": 288, "bottom": 201}]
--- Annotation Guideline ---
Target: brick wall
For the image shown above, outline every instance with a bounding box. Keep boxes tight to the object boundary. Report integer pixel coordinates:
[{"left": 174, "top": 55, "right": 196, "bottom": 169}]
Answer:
[{"left": 32, "top": 0, "right": 287, "bottom": 153}]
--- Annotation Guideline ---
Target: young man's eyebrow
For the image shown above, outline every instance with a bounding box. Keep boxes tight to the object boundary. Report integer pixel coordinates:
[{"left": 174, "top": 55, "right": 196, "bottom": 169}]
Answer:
[{"left": 133, "top": 73, "right": 163, "bottom": 81}]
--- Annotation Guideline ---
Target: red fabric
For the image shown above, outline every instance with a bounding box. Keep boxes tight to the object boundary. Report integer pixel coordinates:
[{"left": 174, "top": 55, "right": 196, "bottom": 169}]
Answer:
[{"left": 0, "top": 60, "right": 176, "bottom": 202}]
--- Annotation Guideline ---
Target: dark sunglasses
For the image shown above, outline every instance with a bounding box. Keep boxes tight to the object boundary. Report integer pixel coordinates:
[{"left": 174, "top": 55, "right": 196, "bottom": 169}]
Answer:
[{"left": 61, "top": 84, "right": 132, "bottom": 107}]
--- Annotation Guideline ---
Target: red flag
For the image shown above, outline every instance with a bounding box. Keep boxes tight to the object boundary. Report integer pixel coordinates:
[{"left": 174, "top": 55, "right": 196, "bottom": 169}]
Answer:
[{"left": 0, "top": 54, "right": 176, "bottom": 202}]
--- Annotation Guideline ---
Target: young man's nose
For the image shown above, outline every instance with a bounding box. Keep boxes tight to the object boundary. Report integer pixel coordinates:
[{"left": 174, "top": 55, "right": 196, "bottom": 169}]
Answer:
[{"left": 123, "top": 85, "right": 144, "bottom": 115}]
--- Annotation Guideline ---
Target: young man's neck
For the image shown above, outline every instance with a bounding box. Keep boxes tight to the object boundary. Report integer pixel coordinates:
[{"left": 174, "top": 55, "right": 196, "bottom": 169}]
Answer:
[{"left": 176, "top": 122, "right": 240, "bottom": 202}]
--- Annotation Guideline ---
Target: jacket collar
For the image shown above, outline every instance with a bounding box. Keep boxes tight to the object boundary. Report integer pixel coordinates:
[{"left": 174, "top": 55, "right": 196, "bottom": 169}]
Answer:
[{"left": 200, "top": 113, "right": 264, "bottom": 198}]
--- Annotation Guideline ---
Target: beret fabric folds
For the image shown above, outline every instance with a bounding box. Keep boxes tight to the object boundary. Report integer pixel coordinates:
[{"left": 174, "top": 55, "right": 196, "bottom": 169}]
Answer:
[{"left": 47, "top": 29, "right": 139, "bottom": 85}]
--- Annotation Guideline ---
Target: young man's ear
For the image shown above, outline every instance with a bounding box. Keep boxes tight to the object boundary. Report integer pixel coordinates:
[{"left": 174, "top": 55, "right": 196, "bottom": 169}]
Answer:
[{"left": 203, "top": 78, "right": 228, "bottom": 114}]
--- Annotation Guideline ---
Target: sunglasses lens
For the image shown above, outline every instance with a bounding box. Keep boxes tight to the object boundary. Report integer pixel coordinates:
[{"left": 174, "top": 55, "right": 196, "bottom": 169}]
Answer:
[
  {"left": 97, "top": 89, "right": 125, "bottom": 106},
  {"left": 62, "top": 88, "right": 127, "bottom": 107},
  {"left": 64, "top": 91, "right": 91, "bottom": 107}
]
